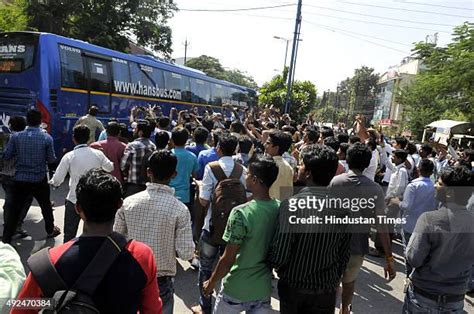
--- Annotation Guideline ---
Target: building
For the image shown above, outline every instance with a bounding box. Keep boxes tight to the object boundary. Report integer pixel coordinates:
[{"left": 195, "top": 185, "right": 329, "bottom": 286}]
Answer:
[{"left": 372, "top": 57, "right": 424, "bottom": 127}]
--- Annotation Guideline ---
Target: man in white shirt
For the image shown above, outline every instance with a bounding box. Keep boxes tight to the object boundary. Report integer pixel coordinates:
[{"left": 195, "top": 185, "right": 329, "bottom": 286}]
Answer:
[
  {"left": 49, "top": 125, "right": 113, "bottom": 242},
  {"left": 193, "top": 133, "right": 250, "bottom": 314},
  {"left": 372, "top": 149, "right": 409, "bottom": 257},
  {"left": 382, "top": 137, "right": 414, "bottom": 184},
  {"left": 386, "top": 149, "right": 410, "bottom": 200},
  {"left": 363, "top": 138, "right": 379, "bottom": 181},
  {"left": 114, "top": 150, "right": 194, "bottom": 314}
]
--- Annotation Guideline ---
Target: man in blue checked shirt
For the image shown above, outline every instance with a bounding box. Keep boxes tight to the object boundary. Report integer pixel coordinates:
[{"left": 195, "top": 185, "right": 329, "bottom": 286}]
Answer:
[
  {"left": 390, "top": 159, "right": 436, "bottom": 277},
  {"left": 2, "top": 108, "right": 61, "bottom": 243}
]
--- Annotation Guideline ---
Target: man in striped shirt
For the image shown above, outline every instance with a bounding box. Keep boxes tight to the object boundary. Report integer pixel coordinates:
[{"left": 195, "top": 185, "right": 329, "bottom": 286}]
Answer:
[{"left": 268, "top": 145, "right": 351, "bottom": 314}]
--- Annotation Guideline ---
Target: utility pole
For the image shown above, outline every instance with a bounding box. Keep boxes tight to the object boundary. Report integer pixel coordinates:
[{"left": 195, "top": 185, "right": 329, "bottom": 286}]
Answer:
[
  {"left": 183, "top": 39, "right": 190, "bottom": 65},
  {"left": 291, "top": 20, "right": 302, "bottom": 88},
  {"left": 284, "top": 0, "right": 302, "bottom": 114}
]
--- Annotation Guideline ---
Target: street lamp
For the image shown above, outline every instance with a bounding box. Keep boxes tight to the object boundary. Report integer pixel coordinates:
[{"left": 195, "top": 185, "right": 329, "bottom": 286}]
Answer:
[
  {"left": 274, "top": 36, "right": 303, "bottom": 74},
  {"left": 274, "top": 36, "right": 290, "bottom": 72}
]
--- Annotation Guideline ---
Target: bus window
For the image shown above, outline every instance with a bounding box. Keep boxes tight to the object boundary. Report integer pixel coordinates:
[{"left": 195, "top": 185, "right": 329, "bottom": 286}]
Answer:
[
  {"left": 164, "top": 71, "right": 181, "bottom": 91},
  {"left": 112, "top": 58, "right": 130, "bottom": 94},
  {"left": 59, "top": 44, "right": 86, "bottom": 89},
  {"left": 211, "top": 83, "right": 228, "bottom": 106},
  {"left": 190, "top": 78, "right": 210, "bottom": 105},
  {"left": 87, "top": 58, "right": 111, "bottom": 92},
  {"left": 151, "top": 67, "right": 165, "bottom": 89},
  {"left": 181, "top": 76, "right": 191, "bottom": 102},
  {"left": 130, "top": 62, "right": 155, "bottom": 87},
  {"left": 0, "top": 33, "right": 37, "bottom": 73}
]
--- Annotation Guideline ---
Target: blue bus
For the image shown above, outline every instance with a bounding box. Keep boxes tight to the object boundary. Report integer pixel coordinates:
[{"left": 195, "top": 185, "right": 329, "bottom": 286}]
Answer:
[{"left": 0, "top": 31, "right": 256, "bottom": 157}]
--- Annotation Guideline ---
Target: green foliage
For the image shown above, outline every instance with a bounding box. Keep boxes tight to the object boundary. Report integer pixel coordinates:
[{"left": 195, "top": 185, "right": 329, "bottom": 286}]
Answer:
[
  {"left": 398, "top": 22, "right": 474, "bottom": 139},
  {"left": 0, "top": 0, "right": 29, "bottom": 32},
  {"left": 224, "top": 69, "right": 258, "bottom": 89},
  {"left": 259, "top": 68, "right": 317, "bottom": 122},
  {"left": 185, "top": 55, "right": 257, "bottom": 89},
  {"left": 310, "top": 66, "right": 378, "bottom": 125},
  {"left": 186, "top": 55, "right": 226, "bottom": 80},
  {"left": 311, "top": 91, "right": 346, "bottom": 124},
  {"left": 24, "top": 0, "right": 177, "bottom": 57},
  {"left": 348, "top": 66, "right": 379, "bottom": 118}
]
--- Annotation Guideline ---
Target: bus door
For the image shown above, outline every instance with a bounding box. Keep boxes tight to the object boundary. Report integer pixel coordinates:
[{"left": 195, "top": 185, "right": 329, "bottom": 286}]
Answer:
[{"left": 84, "top": 54, "right": 111, "bottom": 114}]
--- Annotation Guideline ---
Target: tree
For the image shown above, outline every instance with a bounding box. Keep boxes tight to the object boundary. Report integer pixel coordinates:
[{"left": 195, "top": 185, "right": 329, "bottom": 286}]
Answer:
[
  {"left": 0, "top": 0, "right": 29, "bottom": 32},
  {"left": 311, "top": 91, "right": 346, "bottom": 124},
  {"left": 398, "top": 22, "right": 474, "bottom": 139},
  {"left": 25, "top": 0, "right": 177, "bottom": 57},
  {"left": 311, "top": 67, "right": 378, "bottom": 125},
  {"left": 186, "top": 55, "right": 226, "bottom": 80},
  {"left": 348, "top": 66, "right": 379, "bottom": 121},
  {"left": 186, "top": 55, "right": 258, "bottom": 89},
  {"left": 259, "top": 68, "right": 317, "bottom": 121},
  {"left": 223, "top": 69, "right": 258, "bottom": 89}
]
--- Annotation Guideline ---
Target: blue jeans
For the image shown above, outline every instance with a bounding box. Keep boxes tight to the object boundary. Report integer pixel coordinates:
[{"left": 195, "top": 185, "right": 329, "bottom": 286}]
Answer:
[
  {"left": 402, "top": 285, "right": 464, "bottom": 313},
  {"left": 157, "top": 276, "right": 174, "bottom": 314},
  {"left": 198, "top": 230, "right": 226, "bottom": 314},
  {"left": 214, "top": 290, "right": 271, "bottom": 314}
]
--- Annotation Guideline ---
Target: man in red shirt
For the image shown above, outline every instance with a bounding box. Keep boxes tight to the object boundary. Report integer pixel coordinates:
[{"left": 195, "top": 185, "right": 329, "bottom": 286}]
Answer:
[
  {"left": 13, "top": 169, "right": 162, "bottom": 314},
  {"left": 90, "top": 121, "right": 127, "bottom": 183}
]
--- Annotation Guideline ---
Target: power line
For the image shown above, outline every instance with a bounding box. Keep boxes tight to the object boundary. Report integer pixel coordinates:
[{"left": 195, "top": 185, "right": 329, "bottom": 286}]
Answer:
[
  {"left": 305, "top": 21, "right": 410, "bottom": 55},
  {"left": 179, "top": 3, "right": 295, "bottom": 12},
  {"left": 339, "top": 1, "right": 473, "bottom": 18},
  {"left": 237, "top": 12, "right": 419, "bottom": 47},
  {"left": 230, "top": 12, "right": 294, "bottom": 22},
  {"left": 305, "top": 21, "right": 412, "bottom": 47},
  {"left": 200, "top": 10, "right": 451, "bottom": 34},
  {"left": 302, "top": 5, "right": 458, "bottom": 27},
  {"left": 395, "top": 1, "right": 473, "bottom": 11},
  {"left": 301, "top": 10, "right": 452, "bottom": 33}
]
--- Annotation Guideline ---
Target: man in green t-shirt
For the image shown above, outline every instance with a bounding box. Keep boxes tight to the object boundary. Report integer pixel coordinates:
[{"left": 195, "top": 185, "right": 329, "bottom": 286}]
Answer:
[{"left": 202, "top": 155, "right": 280, "bottom": 313}]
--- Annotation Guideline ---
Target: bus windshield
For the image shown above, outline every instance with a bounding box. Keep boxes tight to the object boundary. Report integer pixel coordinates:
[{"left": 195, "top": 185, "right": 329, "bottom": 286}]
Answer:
[{"left": 0, "top": 33, "right": 37, "bottom": 73}]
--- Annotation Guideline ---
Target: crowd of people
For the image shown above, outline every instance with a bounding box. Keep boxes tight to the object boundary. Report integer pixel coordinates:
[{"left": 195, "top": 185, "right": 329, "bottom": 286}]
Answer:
[{"left": 0, "top": 104, "right": 473, "bottom": 314}]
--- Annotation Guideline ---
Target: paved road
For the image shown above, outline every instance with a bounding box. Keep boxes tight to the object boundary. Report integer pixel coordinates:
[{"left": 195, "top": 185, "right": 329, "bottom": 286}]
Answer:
[{"left": 1, "top": 182, "right": 473, "bottom": 313}]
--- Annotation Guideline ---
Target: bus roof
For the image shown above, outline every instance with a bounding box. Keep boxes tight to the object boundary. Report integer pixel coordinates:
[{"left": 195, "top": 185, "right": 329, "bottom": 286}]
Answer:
[{"left": 3, "top": 31, "right": 251, "bottom": 92}]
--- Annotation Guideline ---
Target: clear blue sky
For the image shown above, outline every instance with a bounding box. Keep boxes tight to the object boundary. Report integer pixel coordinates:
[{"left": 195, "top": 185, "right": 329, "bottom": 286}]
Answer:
[{"left": 170, "top": 0, "right": 473, "bottom": 92}]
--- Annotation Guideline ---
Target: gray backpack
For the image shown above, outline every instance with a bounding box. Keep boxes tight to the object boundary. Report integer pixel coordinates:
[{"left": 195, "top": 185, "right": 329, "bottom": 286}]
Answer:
[{"left": 27, "top": 232, "right": 128, "bottom": 313}]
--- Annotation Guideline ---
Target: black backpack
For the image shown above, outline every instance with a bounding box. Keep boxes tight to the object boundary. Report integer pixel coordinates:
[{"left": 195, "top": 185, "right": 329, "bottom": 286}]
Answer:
[
  {"left": 27, "top": 232, "right": 128, "bottom": 314},
  {"left": 209, "top": 162, "right": 247, "bottom": 245}
]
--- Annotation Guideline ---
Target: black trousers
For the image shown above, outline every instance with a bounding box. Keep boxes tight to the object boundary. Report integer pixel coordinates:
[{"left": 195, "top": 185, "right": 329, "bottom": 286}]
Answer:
[
  {"left": 2, "top": 177, "right": 54, "bottom": 243},
  {"left": 2, "top": 175, "right": 33, "bottom": 230},
  {"left": 278, "top": 280, "right": 337, "bottom": 314}
]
